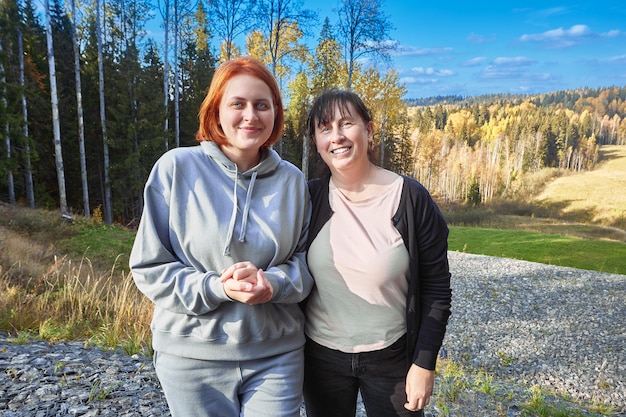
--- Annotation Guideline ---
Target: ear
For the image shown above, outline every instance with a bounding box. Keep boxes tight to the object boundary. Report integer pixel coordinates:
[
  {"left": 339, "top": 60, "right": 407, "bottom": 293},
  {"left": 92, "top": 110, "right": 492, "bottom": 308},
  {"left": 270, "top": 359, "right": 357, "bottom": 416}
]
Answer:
[{"left": 367, "top": 121, "right": 374, "bottom": 141}]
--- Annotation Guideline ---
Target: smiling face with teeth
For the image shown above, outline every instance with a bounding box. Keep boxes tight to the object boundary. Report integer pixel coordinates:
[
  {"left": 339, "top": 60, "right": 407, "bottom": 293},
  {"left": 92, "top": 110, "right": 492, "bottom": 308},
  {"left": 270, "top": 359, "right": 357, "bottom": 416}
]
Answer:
[{"left": 311, "top": 98, "right": 374, "bottom": 175}]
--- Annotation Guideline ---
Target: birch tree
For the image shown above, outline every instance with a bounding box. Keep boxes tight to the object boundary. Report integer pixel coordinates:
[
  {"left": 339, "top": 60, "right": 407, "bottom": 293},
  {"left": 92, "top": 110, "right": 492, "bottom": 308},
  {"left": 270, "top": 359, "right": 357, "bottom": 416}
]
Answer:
[
  {"left": 254, "top": 0, "right": 314, "bottom": 77},
  {"left": 71, "top": 0, "right": 89, "bottom": 217},
  {"left": 96, "top": 0, "right": 112, "bottom": 224},
  {"left": 173, "top": 0, "right": 180, "bottom": 147},
  {"left": 352, "top": 66, "right": 407, "bottom": 169},
  {"left": 45, "top": 0, "right": 69, "bottom": 216},
  {"left": 18, "top": 29, "right": 35, "bottom": 208},
  {"left": 171, "top": 0, "right": 195, "bottom": 148},
  {"left": 209, "top": 0, "right": 256, "bottom": 61},
  {"left": 160, "top": 0, "right": 170, "bottom": 149},
  {"left": 248, "top": 0, "right": 313, "bottom": 156},
  {"left": 336, "top": 0, "right": 395, "bottom": 89},
  {"left": 0, "top": 39, "right": 15, "bottom": 205}
]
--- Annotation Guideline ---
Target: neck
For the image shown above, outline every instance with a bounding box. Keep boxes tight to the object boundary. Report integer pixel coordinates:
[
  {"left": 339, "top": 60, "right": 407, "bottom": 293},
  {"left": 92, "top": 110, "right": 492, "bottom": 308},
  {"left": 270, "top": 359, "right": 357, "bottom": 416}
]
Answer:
[
  {"left": 221, "top": 146, "right": 262, "bottom": 171},
  {"left": 331, "top": 163, "right": 376, "bottom": 193}
]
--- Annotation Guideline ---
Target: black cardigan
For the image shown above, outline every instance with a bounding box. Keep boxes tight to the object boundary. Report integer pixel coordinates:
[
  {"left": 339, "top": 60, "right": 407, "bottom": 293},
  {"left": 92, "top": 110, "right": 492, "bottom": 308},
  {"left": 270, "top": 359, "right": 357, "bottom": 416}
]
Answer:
[{"left": 307, "top": 173, "right": 452, "bottom": 370}]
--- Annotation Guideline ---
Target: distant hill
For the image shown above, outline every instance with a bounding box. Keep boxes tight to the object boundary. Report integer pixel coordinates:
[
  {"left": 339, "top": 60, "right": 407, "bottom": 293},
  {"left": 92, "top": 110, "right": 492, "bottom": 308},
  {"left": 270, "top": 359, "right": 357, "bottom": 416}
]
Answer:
[
  {"left": 535, "top": 145, "right": 626, "bottom": 229},
  {"left": 404, "top": 93, "right": 530, "bottom": 107},
  {"left": 404, "top": 95, "right": 466, "bottom": 106},
  {"left": 405, "top": 85, "right": 626, "bottom": 113}
]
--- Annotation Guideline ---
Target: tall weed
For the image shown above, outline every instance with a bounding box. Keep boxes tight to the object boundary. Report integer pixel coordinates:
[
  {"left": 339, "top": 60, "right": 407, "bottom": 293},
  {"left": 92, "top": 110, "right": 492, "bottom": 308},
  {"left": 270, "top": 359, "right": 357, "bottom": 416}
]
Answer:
[{"left": 0, "top": 253, "right": 152, "bottom": 355}]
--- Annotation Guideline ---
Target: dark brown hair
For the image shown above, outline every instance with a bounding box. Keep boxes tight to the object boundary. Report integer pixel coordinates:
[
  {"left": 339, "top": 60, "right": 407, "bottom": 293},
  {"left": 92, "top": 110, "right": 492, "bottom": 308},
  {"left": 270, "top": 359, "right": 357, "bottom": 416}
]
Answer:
[{"left": 306, "top": 88, "right": 373, "bottom": 142}]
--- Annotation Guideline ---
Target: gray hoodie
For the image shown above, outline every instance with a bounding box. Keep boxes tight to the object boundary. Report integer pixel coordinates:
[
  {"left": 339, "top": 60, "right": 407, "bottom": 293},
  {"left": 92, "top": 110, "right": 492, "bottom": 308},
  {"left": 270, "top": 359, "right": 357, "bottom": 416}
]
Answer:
[{"left": 130, "top": 141, "right": 313, "bottom": 361}]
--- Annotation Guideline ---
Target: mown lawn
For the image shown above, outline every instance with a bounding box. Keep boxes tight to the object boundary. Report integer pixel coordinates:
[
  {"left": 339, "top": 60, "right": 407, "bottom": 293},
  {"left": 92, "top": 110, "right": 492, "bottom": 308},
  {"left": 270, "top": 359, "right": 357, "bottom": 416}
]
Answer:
[{"left": 449, "top": 226, "right": 626, "bottom": 275}]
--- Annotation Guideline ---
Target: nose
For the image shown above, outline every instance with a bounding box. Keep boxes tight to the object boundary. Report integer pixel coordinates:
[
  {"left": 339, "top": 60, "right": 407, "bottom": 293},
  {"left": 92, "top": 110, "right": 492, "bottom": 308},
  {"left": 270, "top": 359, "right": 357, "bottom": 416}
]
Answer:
[
  {"left": 242, "top": 103, "right": 258, "bottom": 121},
  {"left": 330, "top": 128, "right": 345, "bottom": 142}
]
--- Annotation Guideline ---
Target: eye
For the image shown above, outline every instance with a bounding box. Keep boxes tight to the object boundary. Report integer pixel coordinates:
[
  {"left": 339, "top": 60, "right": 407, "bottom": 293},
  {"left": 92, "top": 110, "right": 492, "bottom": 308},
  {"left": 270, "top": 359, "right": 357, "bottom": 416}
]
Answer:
[
  {"left": 341, "top": 121, "right": 353, "bottom": 128},
  {"left": 256, "top": 102, "right": 270, "bottom": 110},
  {"left": 230, "top": 101, "right": 243, "bottom": 108},
  {"left": 318, "top": 125, "right": 331, "bottom": 134}
]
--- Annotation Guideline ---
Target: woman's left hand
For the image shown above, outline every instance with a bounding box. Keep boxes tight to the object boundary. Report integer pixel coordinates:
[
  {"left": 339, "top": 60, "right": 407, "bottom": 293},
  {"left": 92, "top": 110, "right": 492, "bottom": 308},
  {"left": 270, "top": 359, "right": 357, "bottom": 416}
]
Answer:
[
  {"left": 220, "top": 262, "right": 273, "bottom": 305},
  {"left": 404, "top": 364, "right": 434, "bottom": 412}
]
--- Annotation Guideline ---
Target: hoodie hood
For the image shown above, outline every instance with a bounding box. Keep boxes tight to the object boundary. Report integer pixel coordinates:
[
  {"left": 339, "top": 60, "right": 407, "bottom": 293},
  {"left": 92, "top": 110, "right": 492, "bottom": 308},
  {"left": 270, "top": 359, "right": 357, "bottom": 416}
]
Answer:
[{"left": 200, "top": 141, "right": 282, "bottom": 256}]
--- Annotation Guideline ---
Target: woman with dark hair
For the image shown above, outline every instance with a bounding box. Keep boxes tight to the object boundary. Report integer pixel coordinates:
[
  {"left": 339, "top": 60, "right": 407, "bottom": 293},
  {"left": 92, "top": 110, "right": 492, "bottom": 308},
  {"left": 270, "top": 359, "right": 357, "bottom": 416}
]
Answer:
[
  {"left": 130, "top": 57, "right": 313, "bottom": 417},
  {"left": 303, "top": 88, "right": 452, "bottom": 417}
]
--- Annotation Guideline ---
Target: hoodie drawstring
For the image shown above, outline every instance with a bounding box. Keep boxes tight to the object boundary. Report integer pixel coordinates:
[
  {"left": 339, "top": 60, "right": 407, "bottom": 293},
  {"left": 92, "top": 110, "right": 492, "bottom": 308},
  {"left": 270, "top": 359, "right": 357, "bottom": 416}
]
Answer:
[
  {"left": 223, "top": 169, "right": 258, "bottom": 256},
  {"left": 239, "top": 171, "right": 257, "bottom": 242}
]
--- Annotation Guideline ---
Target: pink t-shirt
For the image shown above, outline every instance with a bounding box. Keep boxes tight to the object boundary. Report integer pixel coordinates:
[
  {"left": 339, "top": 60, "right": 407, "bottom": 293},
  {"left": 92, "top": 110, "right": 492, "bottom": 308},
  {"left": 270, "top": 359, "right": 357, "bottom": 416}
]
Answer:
[{"left": 305, "top": 176, "right": 409, "bottom": 353}]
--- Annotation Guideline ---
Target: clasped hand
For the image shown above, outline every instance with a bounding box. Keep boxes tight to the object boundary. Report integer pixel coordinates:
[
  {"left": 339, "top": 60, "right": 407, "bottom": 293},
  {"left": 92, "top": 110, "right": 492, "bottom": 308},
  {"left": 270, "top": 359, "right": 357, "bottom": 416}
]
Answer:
[{"left": 220, "top": 261, "right": 273, "bottom": 305}]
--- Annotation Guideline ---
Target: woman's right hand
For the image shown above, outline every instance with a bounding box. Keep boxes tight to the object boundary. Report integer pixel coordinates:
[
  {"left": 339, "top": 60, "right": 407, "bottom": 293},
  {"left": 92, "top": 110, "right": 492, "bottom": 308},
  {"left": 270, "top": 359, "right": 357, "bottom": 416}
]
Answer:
[{"left": 221, "top": 262, "right": 273, "bottom": 305}]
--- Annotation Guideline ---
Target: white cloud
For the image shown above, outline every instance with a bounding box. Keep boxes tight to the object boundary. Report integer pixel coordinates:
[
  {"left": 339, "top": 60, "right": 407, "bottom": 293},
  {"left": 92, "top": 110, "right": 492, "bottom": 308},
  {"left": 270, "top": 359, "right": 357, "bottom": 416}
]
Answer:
[
  {"left": 363, "top": 39, "right": 399, "bottom": 49},
  {"left": 400, "top": 77, "right": 438, "bottom": 85},
  {"left": 479, "top": 64, "right": 554, "bottom": 83},
  {"left": 410, "top": 67, "right": 456, "bottom": 77},
  {"left": 492, "top": 56, "right": 535, "bottom": 66},
  {"left": 394, "top": 45, "right": 453, "bottom": 57},
  {"left": 463, "top": 57, "right": 487, "bottom": 67},
  {"left": 515, "top": 6, "right": 570, "bottom": 27},
  {"left": 519, "top": 24, "right": 594, "bottom": 48},
  {"left": 603, "top": 55, "right": 626, "bottom": 65}
]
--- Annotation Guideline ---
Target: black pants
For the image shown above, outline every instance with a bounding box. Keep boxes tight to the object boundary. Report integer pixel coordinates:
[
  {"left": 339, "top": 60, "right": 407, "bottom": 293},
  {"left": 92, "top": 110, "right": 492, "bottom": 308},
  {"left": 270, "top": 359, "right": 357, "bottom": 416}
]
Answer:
[{"left": 303, "top": 335, "right": 423, "bottom": 417}]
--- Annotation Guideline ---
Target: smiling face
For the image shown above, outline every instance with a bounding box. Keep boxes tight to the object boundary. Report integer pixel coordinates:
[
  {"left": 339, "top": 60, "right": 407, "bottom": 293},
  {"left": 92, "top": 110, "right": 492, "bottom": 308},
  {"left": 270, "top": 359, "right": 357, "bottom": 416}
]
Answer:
[
  {"left": 313, "top": 102, "right": 373, "bottom": 174},
  {"left": 218, "top": 74, "right": 276, "bottom": 169}
]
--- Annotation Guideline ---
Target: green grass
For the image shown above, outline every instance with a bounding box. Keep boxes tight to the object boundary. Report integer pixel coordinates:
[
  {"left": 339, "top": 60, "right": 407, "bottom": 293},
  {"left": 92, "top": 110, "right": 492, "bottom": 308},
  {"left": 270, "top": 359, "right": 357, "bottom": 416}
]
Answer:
[
  {"left": 57, "top": 221, "right": 135, "bottom": 274},
  {"left": 449, "top": 226, "right": 626, "bottom": 275},
  {"left": 433, "top": 359, "right": 616, "bottom": 417}
]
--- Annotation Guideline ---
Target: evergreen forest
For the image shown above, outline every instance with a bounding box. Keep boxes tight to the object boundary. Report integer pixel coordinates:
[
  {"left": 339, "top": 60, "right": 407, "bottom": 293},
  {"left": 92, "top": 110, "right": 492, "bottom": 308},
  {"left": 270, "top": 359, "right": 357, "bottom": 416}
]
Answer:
[{"left": 1, "top": 0, "right": 625, "bottom": 227}]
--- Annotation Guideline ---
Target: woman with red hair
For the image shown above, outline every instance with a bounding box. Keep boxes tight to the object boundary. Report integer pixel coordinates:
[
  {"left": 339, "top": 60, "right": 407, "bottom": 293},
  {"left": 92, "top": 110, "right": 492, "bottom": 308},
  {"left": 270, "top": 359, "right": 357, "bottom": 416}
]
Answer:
[{"left": 130, "top": 57, "right": 313, "bottom": 417}]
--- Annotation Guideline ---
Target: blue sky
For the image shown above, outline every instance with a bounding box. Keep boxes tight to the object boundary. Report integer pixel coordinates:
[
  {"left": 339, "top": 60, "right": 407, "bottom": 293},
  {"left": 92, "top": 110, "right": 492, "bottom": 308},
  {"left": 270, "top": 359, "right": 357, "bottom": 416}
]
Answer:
[{"left": 305, "top": 1, "right": 626, "bottom": 99}]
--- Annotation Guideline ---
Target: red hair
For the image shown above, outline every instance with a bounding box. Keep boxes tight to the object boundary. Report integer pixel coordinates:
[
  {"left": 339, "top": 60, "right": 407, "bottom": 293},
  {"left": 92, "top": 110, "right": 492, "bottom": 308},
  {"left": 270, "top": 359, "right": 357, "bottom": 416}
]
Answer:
[{"left": 196, "top": 57, "right": 284, "bottom": 148}]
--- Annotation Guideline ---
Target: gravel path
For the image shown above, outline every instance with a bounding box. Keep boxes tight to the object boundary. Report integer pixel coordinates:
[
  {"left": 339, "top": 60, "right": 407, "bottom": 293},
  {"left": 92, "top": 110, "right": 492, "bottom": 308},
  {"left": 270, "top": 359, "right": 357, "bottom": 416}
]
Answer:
[{"left": 1, "top": 251, "right": 624, "bottom": 416}]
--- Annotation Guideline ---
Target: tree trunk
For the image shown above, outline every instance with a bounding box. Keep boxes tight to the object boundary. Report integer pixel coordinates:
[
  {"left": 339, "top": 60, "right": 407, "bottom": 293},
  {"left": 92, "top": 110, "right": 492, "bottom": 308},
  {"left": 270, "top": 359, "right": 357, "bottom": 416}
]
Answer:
[
  {"left": 162, "top": 0, "right": 170, "bottom": 150},
  {"left": 173, "top": 0, "right": 180, "bottom": 148},
  {"left": 72, "top": 0, "right": 90, "bottom": 217},
  {"left": 97, "top": 0, "right": 113, "bottom": 224},
  {"left": 301, "top": 135, "right": 309, "bottom": 181},
  {"left": 1, "top": 39, "right": 15, "bottom": 205},
  {"left": 379, "top": 116, "right": 387, "bottom": 167},
  {"left": 45, "top": 0, "right": 69, "bottom": 217},
  {"left": 18, "top": 30, "right": 35, "bottom": 208}
]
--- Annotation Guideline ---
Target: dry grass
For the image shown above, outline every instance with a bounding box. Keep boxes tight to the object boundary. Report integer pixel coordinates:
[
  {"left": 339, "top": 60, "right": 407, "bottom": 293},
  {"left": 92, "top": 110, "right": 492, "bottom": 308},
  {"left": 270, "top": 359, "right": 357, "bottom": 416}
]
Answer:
[
  {"left": 0, "top": 228, "right": 55, "bottom": 283},
  {"left": 478, "top": 215, "right": 626, "bottom": 242},
  {"left": 534, "top": 145, "right": 626, "bottom": 229},
  {"left": 0, "top": 222, "right": 152, "bottom": 355},
  {"left": 446, "top": 145, "right": 626, "bottom": 243}
]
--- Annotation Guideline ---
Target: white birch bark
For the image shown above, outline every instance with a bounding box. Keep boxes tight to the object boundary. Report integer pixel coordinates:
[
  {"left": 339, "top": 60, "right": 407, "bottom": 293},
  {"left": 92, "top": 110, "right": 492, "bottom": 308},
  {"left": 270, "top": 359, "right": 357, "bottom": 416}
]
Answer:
[
  {"left": 173, "top": 0, "right": 180, "bottom": 147},
  {"left": 162, "top": 0, "right": 170, "bottom": 150},
  {"left": 72, "top": 0, "right": 90, "bottom": 217},
  {"left": 45, "top": 0, "right": 69, "bottom": 216},
  {"left": 18, "top": 29, "right": 35, "bottom": 208},
  {"left": 97, "top": 0, "right": 113, "bottom": 224},
  {"left": 1, "top": 39, "right": 15, "bottom": 205}
]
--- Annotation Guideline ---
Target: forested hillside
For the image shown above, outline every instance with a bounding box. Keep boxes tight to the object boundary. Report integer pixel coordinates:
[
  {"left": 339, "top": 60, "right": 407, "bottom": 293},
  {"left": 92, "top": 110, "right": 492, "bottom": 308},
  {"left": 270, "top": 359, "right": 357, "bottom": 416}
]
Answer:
[
  {"left": 1, "top": 0, "right": 625, "bottom": 228},
  {"left": 409, "top": 86, "right": 626, "bottom": 206}
]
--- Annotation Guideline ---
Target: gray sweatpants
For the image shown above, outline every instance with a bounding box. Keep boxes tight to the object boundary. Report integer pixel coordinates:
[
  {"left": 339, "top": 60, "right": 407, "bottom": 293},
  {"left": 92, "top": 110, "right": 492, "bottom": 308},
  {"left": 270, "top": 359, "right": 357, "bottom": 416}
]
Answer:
[{"left": 154, "top": 347, "right": 304, "bottom": 417}]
